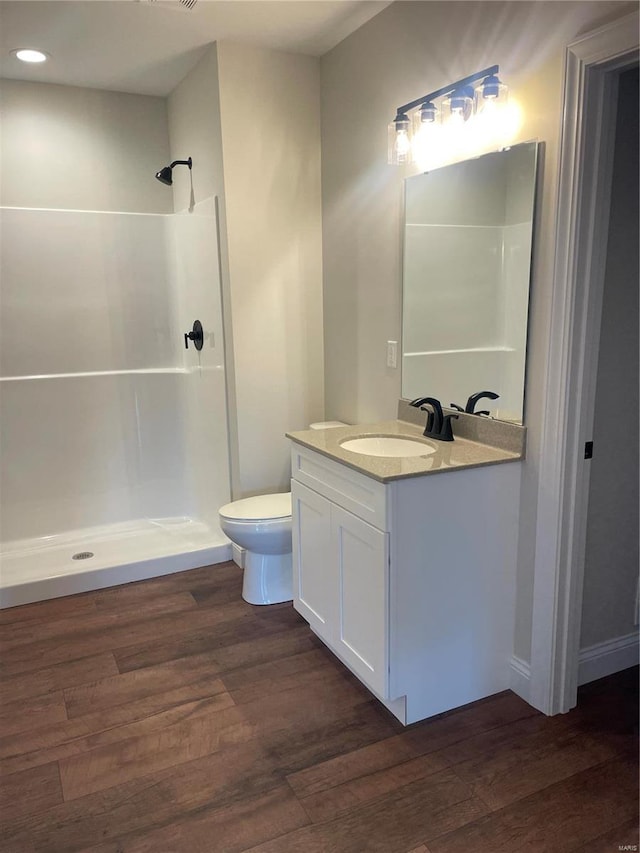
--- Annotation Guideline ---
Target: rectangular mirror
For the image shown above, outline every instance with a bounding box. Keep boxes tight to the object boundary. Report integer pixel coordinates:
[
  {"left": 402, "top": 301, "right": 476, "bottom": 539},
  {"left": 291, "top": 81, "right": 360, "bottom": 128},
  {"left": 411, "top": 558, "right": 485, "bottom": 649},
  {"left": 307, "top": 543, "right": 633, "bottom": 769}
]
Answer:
[{"left": 401, "top": 141, "right": 538, "bottom": 423}]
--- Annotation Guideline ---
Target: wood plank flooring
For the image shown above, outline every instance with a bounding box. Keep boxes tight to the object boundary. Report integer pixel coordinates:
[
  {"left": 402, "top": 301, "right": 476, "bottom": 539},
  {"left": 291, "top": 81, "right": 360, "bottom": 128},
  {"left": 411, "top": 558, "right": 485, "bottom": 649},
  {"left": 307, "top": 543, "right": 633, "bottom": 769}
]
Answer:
[{"left": 0, "top": 561, "right": 637, "bottom": 852}]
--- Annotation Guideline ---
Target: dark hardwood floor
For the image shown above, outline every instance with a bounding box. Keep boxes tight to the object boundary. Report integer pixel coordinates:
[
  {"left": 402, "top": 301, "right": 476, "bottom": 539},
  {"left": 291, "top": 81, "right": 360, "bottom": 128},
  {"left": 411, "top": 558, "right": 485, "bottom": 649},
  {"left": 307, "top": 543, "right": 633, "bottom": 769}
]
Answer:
[{"left": 0, "top": 562, "right": 637, "bottom": 852}]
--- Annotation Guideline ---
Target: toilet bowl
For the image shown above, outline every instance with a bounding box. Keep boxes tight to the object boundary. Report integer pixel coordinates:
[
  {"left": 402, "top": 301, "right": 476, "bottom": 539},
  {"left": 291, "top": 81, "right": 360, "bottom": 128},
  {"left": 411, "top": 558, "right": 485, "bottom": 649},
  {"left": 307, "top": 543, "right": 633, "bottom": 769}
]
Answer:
[
  {"left": 219, "top": 493, "right": 293, "bottom": 605},
  {"left": 219, "top": 421, "right": 346, "bottom": 605}
]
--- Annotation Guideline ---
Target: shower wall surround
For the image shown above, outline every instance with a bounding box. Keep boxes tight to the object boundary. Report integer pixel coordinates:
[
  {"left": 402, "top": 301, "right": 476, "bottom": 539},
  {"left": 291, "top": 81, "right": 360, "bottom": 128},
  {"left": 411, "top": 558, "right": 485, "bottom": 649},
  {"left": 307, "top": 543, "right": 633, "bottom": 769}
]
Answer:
[
  {"left": 0, "top": 200, "right": 230, "bottom": 544},
  {"left": 169, "top": 197, "right": 232, "bottom": 529},
  {"left": 0, "top": 78, "right": 235, "bottom": 606}
]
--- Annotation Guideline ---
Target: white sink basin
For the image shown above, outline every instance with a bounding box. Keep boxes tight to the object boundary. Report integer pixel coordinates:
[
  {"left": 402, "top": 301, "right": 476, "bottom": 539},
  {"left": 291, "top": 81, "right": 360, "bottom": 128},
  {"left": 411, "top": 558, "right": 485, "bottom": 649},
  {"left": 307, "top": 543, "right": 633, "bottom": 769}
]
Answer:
[{"left": 340, "top": 436, "right": 437, "bottom": 457}]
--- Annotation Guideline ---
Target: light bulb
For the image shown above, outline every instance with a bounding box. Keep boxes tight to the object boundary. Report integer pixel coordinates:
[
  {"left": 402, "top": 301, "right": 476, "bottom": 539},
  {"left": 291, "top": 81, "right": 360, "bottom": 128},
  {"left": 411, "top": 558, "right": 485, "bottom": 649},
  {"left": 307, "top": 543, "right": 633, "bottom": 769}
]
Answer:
[
  {"left": 475, "top": 80, "right": 509, "bottom": 119},
  {"left": 388, "top": 113, "right": 412, "bottom": 165},
  {"left": 413, "top": 122, "right": 447, "bottom": 172},
  {"left": 474, "top": 88, "right": 522, "bottom": 152},
  {"left": 444, "top": 86, "right": 474, "bottom": 123},
  {"left": 395, "top": 130, "right": 411, "bottom": 161}
]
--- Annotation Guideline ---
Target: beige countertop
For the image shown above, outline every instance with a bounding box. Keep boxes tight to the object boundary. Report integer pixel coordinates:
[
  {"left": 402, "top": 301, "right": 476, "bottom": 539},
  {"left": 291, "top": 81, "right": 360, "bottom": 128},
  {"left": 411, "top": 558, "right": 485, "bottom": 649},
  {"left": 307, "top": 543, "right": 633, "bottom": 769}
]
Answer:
[{"left": 286, "top": 418, "right": 524, "bottom": 483}]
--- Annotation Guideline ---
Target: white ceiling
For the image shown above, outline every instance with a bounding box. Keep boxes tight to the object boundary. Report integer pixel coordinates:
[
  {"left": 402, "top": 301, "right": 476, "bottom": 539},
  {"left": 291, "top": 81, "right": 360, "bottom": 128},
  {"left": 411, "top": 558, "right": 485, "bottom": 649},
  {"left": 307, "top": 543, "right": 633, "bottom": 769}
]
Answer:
[{"left": 0, "top": 0, "right": 390, "bottom": 96}]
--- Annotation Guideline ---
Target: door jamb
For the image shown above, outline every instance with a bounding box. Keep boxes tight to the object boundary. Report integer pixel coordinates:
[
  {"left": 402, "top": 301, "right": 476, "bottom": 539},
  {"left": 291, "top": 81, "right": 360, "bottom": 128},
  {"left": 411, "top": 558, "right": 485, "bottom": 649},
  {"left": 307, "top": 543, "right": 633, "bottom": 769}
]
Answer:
[{"left": 529, "top": 11, "right": 639, "bottom": 715}]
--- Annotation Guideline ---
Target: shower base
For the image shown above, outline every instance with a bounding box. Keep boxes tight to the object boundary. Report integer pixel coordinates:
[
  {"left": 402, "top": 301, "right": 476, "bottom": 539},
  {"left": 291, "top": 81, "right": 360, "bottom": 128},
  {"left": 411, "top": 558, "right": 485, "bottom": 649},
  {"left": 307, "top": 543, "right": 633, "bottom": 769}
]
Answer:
[{"left": 0, "top": 517, "right": 232, "bottom": 609}]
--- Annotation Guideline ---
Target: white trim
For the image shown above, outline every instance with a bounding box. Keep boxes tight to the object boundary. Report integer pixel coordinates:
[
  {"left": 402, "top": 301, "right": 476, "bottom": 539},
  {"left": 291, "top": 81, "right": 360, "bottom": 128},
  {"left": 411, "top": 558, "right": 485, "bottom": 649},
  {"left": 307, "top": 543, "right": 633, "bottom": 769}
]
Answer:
[
  {"left": 509, "top": 655, "right": 531, "bottom": 703},
  {"left": 578, "top": 633, "right": 640, "bottom": 686},
  {"left": 529, "top": 12, "right": 639, "bottom": 715},
  {"left": 231, "top": 543, "right": 246, "bottom": 569}
]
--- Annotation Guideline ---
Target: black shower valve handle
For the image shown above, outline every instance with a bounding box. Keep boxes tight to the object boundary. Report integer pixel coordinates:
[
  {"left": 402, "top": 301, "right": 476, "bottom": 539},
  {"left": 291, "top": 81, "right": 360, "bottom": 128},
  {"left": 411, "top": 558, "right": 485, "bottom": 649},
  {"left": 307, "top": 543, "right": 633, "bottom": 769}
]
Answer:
[{"left": 184, "top": 320, "right": 204, "bottom": 351}]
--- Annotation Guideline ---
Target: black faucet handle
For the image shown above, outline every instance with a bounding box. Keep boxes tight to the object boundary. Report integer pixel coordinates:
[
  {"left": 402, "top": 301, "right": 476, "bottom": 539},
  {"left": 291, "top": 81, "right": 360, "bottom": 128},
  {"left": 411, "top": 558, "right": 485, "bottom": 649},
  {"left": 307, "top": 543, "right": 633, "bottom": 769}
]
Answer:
[
  {"left": 411, "top": 396, "right": 456, "bottom": 440},
  {"left": 450, "top": 403, "right": 464, "bottom": 412},
  {"left": 411, "top": 397, "right": 444, "bottom": 430},
  {"left": 439, "top": 413, "right": 458, "bottom": 441},
  {"left": 416, "top": 397, "right": 442, "bottom": 414}
]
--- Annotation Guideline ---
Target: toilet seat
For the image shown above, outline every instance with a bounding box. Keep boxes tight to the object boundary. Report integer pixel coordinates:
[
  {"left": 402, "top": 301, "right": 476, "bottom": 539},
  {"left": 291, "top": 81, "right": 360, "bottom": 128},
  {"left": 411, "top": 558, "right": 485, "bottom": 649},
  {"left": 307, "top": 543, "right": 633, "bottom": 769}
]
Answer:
[{"left": 219, "top": 492, "right": 291, "bottom": 522}]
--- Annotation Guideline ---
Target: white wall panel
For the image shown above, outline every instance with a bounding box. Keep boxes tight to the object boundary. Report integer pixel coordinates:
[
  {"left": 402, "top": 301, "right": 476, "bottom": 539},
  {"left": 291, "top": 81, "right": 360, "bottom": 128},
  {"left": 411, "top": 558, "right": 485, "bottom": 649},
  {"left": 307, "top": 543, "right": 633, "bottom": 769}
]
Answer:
[
  {"left": 402, "top": 349, "right": 504, "bottom": 413},
  {"left": 403, "top": 225, "right": 502, "bottom": 353},
  {"left": 0, "top": 373, "right": 187, "bottom": 541},
  {"left": 168, "top": 197, "right": 231, "bottom": 524},
  {"left": 0, "top": 201, "right": 229, "bottom": 541},
  {"left": 0, "top": 208, "right": 177, "bottom": 376},
  {"left": 0, "top": 76, "right": 231, "bottom": 545}
]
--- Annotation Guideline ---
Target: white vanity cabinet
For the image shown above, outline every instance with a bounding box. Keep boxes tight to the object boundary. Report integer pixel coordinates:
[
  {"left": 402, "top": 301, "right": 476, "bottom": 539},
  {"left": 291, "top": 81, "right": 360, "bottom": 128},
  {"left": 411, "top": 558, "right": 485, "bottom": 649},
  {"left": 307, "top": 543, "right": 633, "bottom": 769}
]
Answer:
[{"left": 290, "top": 441, "right": 521, "bottom": 725}]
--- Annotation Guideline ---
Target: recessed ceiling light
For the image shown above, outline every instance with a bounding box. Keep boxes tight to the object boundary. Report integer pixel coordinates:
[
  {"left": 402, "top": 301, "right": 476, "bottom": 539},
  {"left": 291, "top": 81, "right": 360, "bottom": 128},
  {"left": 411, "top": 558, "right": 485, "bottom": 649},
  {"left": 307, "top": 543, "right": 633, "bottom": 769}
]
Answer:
[{"left": 13, "top": 48, "right": 49, "bottom": 64}]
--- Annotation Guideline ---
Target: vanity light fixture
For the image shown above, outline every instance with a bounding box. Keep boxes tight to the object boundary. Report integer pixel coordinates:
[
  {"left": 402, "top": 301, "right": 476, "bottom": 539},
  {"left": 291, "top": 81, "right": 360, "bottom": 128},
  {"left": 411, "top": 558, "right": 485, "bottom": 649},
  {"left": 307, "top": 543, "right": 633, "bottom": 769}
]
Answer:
[
  {"left": 388, "top": 65, "right": 509, "bottom": 166},
  {"left": 12, "top": 48, "right": 49, "bottom": 63}
]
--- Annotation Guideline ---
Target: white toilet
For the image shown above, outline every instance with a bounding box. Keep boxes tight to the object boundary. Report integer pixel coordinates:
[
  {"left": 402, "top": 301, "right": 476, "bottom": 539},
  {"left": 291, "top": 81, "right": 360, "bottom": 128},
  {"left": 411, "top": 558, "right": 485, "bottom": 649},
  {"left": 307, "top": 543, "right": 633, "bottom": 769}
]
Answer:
[{"left": 219, "top": 421, "right": 346, "bottom": 605}]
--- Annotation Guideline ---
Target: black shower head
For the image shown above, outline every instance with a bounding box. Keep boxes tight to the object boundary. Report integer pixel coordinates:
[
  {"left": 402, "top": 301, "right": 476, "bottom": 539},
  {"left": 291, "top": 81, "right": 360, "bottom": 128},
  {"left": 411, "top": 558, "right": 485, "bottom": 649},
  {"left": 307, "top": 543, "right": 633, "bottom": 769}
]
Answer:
[
  {"left": 155, "top": 157, "right": 192, "bottom": 185},
  {"left": 155, "top": 165, "right": 173, "bottom": 185}
]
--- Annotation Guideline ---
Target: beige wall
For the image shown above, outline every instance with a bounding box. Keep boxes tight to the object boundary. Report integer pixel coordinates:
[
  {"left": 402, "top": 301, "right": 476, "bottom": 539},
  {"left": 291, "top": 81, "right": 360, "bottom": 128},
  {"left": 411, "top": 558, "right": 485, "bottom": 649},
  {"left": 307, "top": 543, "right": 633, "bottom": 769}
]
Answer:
[
  {"left": 319, "top": 0, "right": 633, "bottom": 662},
  {"left": 217, "top": 42, "right": 324, "bottom": 497},
  {"left": 580, "top": 67, "right": 639, "bottom": 649},
  {"left": 0, "top": 79, "right": 171, "bottom": 213}
]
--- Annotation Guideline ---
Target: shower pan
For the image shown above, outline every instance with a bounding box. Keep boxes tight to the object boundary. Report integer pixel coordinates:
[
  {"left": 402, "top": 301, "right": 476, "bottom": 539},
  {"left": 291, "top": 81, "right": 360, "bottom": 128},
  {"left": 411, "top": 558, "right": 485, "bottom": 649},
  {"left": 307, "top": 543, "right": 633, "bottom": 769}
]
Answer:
[{"left": 0, "top": 199, "right": 232, "bottom": 608}]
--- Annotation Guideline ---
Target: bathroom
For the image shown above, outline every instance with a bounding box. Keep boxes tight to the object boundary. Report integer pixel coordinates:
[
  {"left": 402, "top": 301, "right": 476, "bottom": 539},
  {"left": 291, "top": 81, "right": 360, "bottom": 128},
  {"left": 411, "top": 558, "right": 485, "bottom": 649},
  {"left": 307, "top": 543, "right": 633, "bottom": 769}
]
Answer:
[
  {"left": 0, "top": 1, "right": 638, "bottom": 848},
  {"left": 0, "top": 0, "right": 638, "bottom": 853}
]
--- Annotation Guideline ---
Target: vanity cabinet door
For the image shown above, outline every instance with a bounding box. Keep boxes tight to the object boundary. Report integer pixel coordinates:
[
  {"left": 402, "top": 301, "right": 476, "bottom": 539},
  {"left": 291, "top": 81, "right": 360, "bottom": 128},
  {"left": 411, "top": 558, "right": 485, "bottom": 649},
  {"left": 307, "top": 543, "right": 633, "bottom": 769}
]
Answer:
[
  {"left": 331, "top": 505, "right": 389, "bottom": 699},
  {"left": 291, "top": 480, "right": 333, "bottom": 642}
]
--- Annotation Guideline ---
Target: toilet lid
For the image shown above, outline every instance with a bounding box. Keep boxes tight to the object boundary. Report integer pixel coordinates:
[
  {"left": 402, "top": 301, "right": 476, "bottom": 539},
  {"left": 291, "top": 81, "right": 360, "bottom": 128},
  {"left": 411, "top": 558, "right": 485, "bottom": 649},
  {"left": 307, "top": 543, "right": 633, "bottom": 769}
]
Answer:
[{"left": 219, "top": 492, "right": 292, "bottom": 521}]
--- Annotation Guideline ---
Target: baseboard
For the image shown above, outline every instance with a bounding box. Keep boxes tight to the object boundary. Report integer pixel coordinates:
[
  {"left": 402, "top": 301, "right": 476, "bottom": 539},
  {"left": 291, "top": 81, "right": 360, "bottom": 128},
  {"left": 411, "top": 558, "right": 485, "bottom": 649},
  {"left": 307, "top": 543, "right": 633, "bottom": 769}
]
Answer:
[
  {"left": 231, "top": 543, "right": 245, "bottom": 569},
  {"left": 578, "top": 632, "right": 639, "bottom": 686},
  {"left": 508, "top": 635, "right": 639, "bottom": 705},
  {"left": 509, "top": 655, "right": 531, "bottom": 703}
]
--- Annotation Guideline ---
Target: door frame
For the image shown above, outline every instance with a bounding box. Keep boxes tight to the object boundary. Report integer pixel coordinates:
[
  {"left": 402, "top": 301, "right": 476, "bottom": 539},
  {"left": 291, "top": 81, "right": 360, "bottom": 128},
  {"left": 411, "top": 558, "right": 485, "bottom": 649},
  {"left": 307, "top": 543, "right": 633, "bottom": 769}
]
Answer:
[{"left": 529, "top": 11, "right": 639, "bottom": 715}]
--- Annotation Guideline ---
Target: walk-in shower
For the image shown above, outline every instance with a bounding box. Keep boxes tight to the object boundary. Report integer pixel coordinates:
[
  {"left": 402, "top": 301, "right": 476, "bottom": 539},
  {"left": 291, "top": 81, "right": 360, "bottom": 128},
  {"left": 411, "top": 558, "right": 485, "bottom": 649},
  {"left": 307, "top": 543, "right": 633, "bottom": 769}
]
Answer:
[{"left": 0, "top": 197, "right": 232, "bottom": 607}]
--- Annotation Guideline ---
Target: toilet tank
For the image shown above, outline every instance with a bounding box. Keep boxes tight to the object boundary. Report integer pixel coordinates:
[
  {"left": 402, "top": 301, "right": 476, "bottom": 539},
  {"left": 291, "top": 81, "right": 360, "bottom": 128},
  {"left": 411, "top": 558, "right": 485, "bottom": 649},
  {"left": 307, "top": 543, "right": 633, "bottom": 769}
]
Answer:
[{"left": 309, "top": 421, "right": 347, "bottom": 430}]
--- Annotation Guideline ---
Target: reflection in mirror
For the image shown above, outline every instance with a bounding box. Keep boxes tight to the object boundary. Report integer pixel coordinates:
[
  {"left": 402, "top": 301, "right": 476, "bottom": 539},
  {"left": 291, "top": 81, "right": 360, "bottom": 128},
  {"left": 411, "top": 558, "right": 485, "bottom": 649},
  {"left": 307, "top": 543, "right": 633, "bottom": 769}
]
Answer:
[{"left": 401, "top": 141, "right": 538, "bottom": 423}]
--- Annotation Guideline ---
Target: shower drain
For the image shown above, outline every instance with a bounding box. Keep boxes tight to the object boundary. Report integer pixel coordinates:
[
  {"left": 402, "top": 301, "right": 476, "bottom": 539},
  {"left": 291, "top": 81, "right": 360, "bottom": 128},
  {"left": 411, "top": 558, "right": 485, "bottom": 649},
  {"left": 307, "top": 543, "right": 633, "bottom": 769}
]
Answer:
[{"left": 72, "top": 551, "right": 94, "bottom": 561}]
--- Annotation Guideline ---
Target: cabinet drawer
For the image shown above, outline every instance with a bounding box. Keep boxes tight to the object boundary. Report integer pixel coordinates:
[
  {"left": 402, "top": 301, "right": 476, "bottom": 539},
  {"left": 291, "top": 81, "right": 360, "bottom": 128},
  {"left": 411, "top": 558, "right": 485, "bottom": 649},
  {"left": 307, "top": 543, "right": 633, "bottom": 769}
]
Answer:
[{"left": 291, "top": 444, "right": 387, "bottom": 530}]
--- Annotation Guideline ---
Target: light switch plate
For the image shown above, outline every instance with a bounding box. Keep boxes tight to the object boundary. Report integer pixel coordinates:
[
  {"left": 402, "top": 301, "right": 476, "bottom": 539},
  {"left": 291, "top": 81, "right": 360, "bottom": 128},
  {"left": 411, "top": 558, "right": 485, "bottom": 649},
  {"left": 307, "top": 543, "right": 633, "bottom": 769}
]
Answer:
[{"left": 387, "top": 341, "right": 398, "bottom": 369}]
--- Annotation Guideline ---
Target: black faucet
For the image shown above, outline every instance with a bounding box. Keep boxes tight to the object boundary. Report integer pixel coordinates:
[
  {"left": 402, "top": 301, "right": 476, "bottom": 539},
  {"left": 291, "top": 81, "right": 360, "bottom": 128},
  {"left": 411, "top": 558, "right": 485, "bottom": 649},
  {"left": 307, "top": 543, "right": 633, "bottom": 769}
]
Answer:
[
  {"left": 450, "top": 390, "right": 499, "bottom": 416},
  {"left": 410, "top": 396, "right": 458, "bottom": 441}
]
